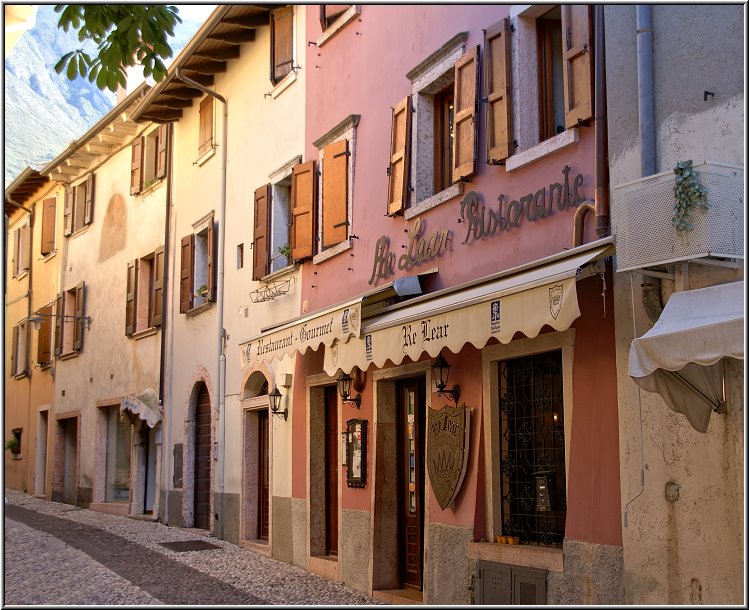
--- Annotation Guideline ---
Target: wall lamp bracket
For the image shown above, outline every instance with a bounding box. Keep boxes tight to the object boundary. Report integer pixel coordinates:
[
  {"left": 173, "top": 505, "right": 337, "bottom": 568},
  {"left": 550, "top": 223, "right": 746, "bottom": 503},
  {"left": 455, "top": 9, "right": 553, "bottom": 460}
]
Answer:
[
  {"left": 29, "top": 312, "right": 92, "bottom": 331},
  {"left": 268, "top": 386, "right": 288, "bottom": 420},
  {"left": 431, "top": 353, "right": 461, "bottom": 406},
  {"left": 337, "top": 369, "right": 363, "bottom": 408}
]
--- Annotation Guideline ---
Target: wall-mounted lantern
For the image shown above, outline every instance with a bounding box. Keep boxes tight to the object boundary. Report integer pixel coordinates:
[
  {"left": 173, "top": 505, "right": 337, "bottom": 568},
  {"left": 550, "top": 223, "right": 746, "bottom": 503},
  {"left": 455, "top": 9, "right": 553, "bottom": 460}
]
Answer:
[
  {"left": 337, "top": 370, "right": 361, "bottom": 408},
  {"left": 29, "top": 311, "right": 93, "bottom": 331},
  {"left": 431, "top": 352, "right": 461, "bottom": 406},
  {"left": 268, "top": 385, "right": 287, "bottom": 420}
]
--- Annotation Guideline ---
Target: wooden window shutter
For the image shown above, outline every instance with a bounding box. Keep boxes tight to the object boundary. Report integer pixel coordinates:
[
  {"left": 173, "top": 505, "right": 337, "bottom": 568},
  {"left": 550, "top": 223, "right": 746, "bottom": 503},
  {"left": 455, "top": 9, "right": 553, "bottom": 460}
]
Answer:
[
  {"left": 151, "top": 246, "right": 165, "bottom": 327},
  {"left": 37, "top": 305, "right": 52, "bottom": 365},
  {"left": 270, "top": 6, "right": 294, "bottom": 85},
  {"left": 207, "top": 219, "right": 216, "bottom": 301},
  {"left": 387, "top": 95, "right": 412, "bottom": 216},
  {"left": 41, "top": 197, "right": 56, "bottom": 255},
  {"left": 290, "top": 160, "right": 316, "bottom": 261},
  {"left": 199, "top": 96, "right": 213, "bottom": 155},
  {"left": 54, "top": 293, "right": 63, "bottom": 356},
  {"left": 485, "top": 19, "right": 512, "bottom": 164},
  {"left": 561, "top": 5, "right": 593, "bottom": 129},
  {"left": 156, "top": 124, "right": 168, "bottom": 179},
  {"left": 180, "top": 234, "right": 194, "bottom": 313},
  {"left": 253, "top": 184, "right": 271, "bottom": 280},
  {"left": 12, "top": 227, "right": 19, "bottom": 276},
  {"left": 73, "top": 282, "right": 85, "bottom": 351},
  {"left": 452, "top": 46, "right": 479, "bottom": 182},
  {"left": 63, "top": 187, "right": 73, "bottom": 236},
  {"left": 131, "top": 137, "right": 143, "bottom": 194},
  {"left": 21, "top": 323, "right": 29, "bottom": 376},
  {"left": 322, "top": 139, "right": 349, "bottom": 248},
  {"left": 84, "top": 173, "right": 95, "bottom": 225},
  {"left": 11, "top": 325, "right": 18, "bottom": 375},
  {"left": 126, "top": 260, "right": 136, "bottom": 336}
]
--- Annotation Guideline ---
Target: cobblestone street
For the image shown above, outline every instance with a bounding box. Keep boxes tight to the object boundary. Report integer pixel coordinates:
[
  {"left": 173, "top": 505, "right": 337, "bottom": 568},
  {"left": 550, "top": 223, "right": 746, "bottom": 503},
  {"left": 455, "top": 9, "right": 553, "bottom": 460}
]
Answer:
[{"left": 2, "top": 489, "right": 385, "bottom": 606}]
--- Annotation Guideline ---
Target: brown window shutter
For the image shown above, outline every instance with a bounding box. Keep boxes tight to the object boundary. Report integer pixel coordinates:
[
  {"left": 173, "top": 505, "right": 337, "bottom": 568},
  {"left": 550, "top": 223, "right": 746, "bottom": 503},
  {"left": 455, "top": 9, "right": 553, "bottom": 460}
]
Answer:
[
  {"left": 156, "top": 124, "right": 168, "bottom": 179},
  {"left": 131, "top": 137, "right": 143, "bottom": 195},
  {"left": 73, "top": 281, "right": 85, "bottom": 351},
  {"left": 387, "top": 95, "right": 412, "bottom": 216},
  {"left": 21, "top": 224, "right": 31, "bottom": 272},
  {"left": 11, "top": 325, "right": 18, "bottom": 375},
  {"left": 452, "top": 46, "right": 479, "bottom": 182},
  {"left": 12, "top": 227, "right": 19, "bottom": 276},
  {"left": 199, "top": 96, "right": 213, "bottom": 155},
  {"left": 126, "top": 260, "right": 136, "bottom": 336},
  {"left": 322, "top": 139, "right": 349, "bottom": 248},
  {"left": 207, "top": 219, "right": 216, "bottom": 301},
  {"left": 54, "top": 293, "right": 63, "bottom": 356},
  {"left": 37, "top": 305, "right": 52, "bottom": 365},
  {"left": 180, "top": 234, "right": 194, "bottom": 313},
  {"left": 290, "top": 160, "right": 316, "bottom": 261},
  {"left": 84, "top": 173, "right": 95, "bottom": 225},
  {"left": 151, "top": 246, "right": 165, "bottom": 327},
  {"left": 253, "top": 184, "right": 271, "bottom": 280},
  {"left": 270, "top": 6, "right": 294, "bottom": 85},
  {"left": 561, "top": 5, "right": 593, "bottom": 129},
  {"left": 41, "top": 197, "right": 56, "bottom": 255},
  {"left": 485, "top": 19, "right": 512, "bottom": 164},
  {"left": 63, "top": 187, "right": 73, "bottom": 236}
]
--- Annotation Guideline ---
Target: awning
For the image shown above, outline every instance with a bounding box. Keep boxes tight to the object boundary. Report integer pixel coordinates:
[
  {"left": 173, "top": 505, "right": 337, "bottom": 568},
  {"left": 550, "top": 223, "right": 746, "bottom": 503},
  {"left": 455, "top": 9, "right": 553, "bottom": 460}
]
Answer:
[
  {"left": 120, "top": 388, "right": 163, "bottom": 428},
  {"left": 324, "top": 243, "right": 612, "bottom": 375},
  {"left": 629, "top": 281, "right": 744, "bottom": 432}
]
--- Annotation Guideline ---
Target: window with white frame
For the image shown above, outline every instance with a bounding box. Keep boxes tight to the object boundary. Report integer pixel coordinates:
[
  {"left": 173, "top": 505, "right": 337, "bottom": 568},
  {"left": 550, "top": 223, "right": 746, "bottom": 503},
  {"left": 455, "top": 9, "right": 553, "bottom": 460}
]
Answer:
[
  {"left": 125, "top": 247, "right": 164, "bottom": 335},
  {"left": 64, "top": 174, "right": 95, "bottom": 236},
  {"left": 55, "top": 282, "right": 86, "bottom": 357},
  {"left": 130, "top": 125, "right": 169, "bottom": 195},
  {"left": 180, "top": 214, "right": 215, "bottom": 313},
  {"left": 11, "top": 320, "right": 29, "bottom": 377},
  {"left": 12, "top": 221, "right": 30, "bottom": 277}
]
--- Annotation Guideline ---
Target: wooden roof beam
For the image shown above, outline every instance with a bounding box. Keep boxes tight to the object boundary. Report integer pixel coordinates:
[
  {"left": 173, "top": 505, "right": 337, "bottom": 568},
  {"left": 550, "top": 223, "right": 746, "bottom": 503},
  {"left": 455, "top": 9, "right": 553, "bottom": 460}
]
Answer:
[
  {"left": 222, "top": 14, "right": 270, "bottom": 28},
  {"left": 194, "top": 45, "right": 241, "bottom": 61},
  {"left": 142, "top": 108, "right": 183, "bottom": 122},
  {"left": 161, "top": 86, "right": 204, "bottom": 100},
  {"left": 157, "top": 97, "right": 195, "bottom": 109},
  {"left": 207, "top": 29, "right": 256, "bottom": 45}
]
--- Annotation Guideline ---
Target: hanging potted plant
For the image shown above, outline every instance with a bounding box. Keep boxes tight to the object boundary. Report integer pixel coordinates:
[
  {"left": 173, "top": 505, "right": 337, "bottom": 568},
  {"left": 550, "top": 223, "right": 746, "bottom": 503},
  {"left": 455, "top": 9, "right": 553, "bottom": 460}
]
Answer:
[
  {"left": 672, "top": 160, "right": 709, "bottom": 231},
  {"left": 195, "top": 284, "right": 208, "bottom": 299},
  {"left": 5, "top": 437, "right": 20, "bottom": 455},
  {"left": 278, "top": 244, "right": 292, "bottom": 265}
]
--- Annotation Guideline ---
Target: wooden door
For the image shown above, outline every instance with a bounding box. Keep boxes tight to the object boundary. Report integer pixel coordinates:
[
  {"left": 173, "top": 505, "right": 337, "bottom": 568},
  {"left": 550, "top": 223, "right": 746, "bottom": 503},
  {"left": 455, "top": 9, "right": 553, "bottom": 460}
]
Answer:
[
  {"left": 324, "top": 386, "right": 339, "bottom": 556},
  {"left": 398, "top": 378, "right": 425, "bottom": 589},
  {"left": 194, "top": 383, "right": 211, "bottom": 530},
  {"left": 258, "top": 409, "right": 270, "bottom": 540}
]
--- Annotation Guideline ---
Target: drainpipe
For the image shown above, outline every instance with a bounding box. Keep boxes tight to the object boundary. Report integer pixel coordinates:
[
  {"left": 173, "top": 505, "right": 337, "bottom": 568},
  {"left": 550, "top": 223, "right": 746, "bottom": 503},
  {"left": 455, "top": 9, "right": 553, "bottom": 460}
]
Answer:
[
  {"left": 624, "top": 5, "right": 657, "bottom": 527},
  {"left": 572, "top": 4, "right": 610, "bottom": 246},
  {"left": 176, "top": 68, "right": 228, "bottom": 539},
  {"left": 159, "top": 122, "right": 174, "bottom": 524}
]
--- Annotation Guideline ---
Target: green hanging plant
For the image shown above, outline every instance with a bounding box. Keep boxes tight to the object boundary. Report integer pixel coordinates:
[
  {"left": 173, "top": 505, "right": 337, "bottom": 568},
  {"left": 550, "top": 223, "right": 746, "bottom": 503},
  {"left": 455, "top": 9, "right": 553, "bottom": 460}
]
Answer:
[
  {"left": 672, "top": 160, "right": 709, "bottom": 231},
  {"left": 278, "top": 243, "right": 292, "bottom": 264}
]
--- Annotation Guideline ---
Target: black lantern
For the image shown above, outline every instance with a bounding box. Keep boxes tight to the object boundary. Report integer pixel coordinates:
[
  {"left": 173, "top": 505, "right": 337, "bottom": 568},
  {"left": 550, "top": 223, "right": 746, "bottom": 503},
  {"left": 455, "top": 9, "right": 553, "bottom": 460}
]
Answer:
[
  {"left": 431, "top": 353, "right": 460, "bottom": 405},
  {"left": 269, "top": 386, "right": 287, "bottom": 420},
  {"left": 336, "top": 371, "right": 361, "bottom": 408}
]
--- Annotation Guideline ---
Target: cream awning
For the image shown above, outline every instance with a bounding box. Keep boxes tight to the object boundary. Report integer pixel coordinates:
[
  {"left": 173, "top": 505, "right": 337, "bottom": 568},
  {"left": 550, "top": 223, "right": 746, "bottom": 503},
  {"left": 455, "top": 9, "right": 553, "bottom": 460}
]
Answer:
[
  {"left": 629, "top": 280, "right": 744, "bottom": 432},
  {"left": 120, "top": 388, "right": 162, "bottom": 428},
  {"left": 324, "top": 243, "right": 612, "bottom": 375}
]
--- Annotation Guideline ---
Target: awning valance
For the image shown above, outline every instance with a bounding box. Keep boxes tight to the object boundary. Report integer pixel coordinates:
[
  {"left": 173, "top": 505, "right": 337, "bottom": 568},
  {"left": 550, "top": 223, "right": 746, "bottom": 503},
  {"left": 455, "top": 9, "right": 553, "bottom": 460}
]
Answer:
[
  {"left": 629, "top": 280, "right": 744, "bottom": 432},
  {"left": 120, "top": 388, "right": 162, "bottom": 428},
  {"left": 240, "top": 298, "right": 363, "bottom": 368},
  {"left": 324, "top": 244, "right": 612, "bottom": 375}
]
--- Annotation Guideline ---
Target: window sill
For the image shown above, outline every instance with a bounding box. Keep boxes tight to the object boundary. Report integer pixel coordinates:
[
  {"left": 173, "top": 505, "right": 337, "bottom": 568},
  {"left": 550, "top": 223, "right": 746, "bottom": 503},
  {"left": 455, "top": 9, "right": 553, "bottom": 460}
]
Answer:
[
  {"left": 59, "top": 351, "right": 80, "bottom": 361},
  {"left": 11, "top": 454, "right": 22, "bottom": 461},
  {"left": 14, "top": 270, "right": 29, "bottom": 281},
  {"left": 195, "top": 146, "right": 216, "bottom": 167},
  {"left": 405, "top": 182, "right": 464, "bottom": 220},
  {"left": 131, "top": 327, "right": 158, "bottom": 341},
  {"left": 39, "top": 250, "right": 57, "bottom": 262},
  {"left": 316, "top": 5, "right": 361, "bottom": 47},
  {"left": 505, "top": 128, "right": 579, "bottom": 172},
  {"left": 262, "top": 263, "right": 298, "bottom": 283},
  {"left": 270, "top": 70, "right": 297, "bottom": 99},
  {"left": 12, "top": 371, "right": 29, "bottom": 380},
  {"left": 186, "top": 300, "right": 213, "bottom": 317},
  {"left": 313, "top": 238, "right": 353, "bottom": 265},
  {"left": 69, "top": 224, "right": 91, "bottom": 239},
  {"left": 137, "top": 179, "right": 164, "bottom": 197},
  {"left": 467, "top": 541, "right": 564, "bottom": 573},
  {"left": 38, "top": 361, "right": 53, "bottom": 371}
]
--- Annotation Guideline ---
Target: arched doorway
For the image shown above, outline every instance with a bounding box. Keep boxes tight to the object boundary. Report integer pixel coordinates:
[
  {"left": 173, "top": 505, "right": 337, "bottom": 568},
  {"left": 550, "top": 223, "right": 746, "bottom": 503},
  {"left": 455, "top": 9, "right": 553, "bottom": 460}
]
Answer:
[{"left": 194, "top": 382, "right": 212, "bottom": 530}]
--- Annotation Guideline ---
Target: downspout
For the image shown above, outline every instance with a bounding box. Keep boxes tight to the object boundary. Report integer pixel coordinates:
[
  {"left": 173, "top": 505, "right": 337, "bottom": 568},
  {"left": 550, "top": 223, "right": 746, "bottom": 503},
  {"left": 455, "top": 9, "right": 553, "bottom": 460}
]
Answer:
[
  {"left": 176, "top": 68, "right": 228, "bottom": 540},
  {"left": 159, "top": 122, "right": 174, "bottom": 524},
  {"left": 624, "top": 5, "right": 656, "bottom": 527},
  {"left": 572, "top": 4, "right": 610, "bottom": 246}
]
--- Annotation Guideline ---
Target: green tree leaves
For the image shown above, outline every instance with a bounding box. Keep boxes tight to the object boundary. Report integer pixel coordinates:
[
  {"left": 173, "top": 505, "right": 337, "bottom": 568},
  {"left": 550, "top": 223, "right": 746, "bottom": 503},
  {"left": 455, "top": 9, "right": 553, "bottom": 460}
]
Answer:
[{"left": 53, "top": 5, "right": 182, "bottom": 92}]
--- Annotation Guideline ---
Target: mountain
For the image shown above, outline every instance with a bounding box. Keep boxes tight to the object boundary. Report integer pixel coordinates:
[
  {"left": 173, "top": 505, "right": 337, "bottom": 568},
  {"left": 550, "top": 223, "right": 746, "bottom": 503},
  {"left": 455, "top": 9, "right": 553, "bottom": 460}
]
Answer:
[{"left": 4, "top": 5, "right": 205, "bottom": 187}]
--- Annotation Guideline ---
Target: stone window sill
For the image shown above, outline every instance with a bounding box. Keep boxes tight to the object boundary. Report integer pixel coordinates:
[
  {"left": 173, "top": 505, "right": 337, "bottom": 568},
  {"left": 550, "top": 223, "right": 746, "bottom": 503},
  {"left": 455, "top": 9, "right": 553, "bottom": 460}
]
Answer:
[
  {"left": 405, "top": 182, "right": 464, "bottom": 220},
  {"left": 313, "top": 239, "right": 353, "bottom": 265},
  {"left": 316, "top": 5, "right": 361, "bottom": 47},
  {"left": 506, "top": 128, "right": 579, "bottom": 172},
  {"left": 131, "top": 327, "right": 158, "bottom": 341},
  {"left": 195, "top": 146, "right": 216, "bottom": 167},
  {"left": 186, "top": 300, "right": 213, "bottom": 317},
  {"left": 467, "top": 540, "right": 563, "bottom": 573}
]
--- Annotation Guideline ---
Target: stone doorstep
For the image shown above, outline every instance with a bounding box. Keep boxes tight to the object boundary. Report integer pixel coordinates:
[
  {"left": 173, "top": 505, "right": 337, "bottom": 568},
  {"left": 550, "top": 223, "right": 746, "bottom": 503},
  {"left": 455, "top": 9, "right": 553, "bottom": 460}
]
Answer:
[{"left": 371, "top": 588, "right": 423, "bottom": 605}]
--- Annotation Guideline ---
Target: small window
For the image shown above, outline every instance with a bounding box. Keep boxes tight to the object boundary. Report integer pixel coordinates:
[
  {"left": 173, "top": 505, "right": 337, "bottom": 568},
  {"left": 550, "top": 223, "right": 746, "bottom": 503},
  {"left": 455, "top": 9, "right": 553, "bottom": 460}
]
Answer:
[
  {"left": 12, "top": 222, "right": 30, "bottom": 277},
  {"left": 9, "top": 429, "right": 23, "bottom": 456},
  {"left": 433, "top": 85, "right": 454, "bottom": 194},
  {"left": 64, "top": 174, "right": 95, "bottom": 236},
  {"left": 320, "top": 5, "right": 351, "bottom": 30},
  {"left": 237, "top": 243, "right": 244, "bottom": 270},
  {"left": 252, "top": 177, "right": 293, "bottom": 280},
  {"left": 270, "top": 6, "right": 294, "bottom": 85},
  {"left": 36, "top": 303, "right": 54, "bottom": 366},
  {"left": 11, "top": 321, "right": 29, "bottom": 377},
  {"left": 55, "top": 282, "right": 86, "bottom": 356},
  {"left": 131, "top": 125, "right": 168, "bottom": 195},
  {"left": 125, "top": 247, "right": 164, "bottom": 336},
  {"left": 41, "top": 197, "right": 57, "bottom": 255},
  {"left": 537, "top": 7, "right": 565, "bottom": 142},
  {"left": 180, "top": 215, "right": 216, "bottom": 313},
  {"left": 199, "top": 96, "right": 214, "bottom": 156}
]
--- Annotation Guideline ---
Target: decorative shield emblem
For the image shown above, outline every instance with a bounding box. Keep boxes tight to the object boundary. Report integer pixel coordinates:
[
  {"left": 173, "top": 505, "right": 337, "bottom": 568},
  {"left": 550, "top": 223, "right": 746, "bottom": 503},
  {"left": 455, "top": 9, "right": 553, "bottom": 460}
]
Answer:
[
  {"left": 349, "top": 307, "right": 360, "bottom": 334},
  {"left": 427, "top": 404, "right": 471, "bottom": 510},
  {"left": 549, "top": 284, "right": 564, "bottom": 320},
  {"left": 330, "top": 341, "right": 339, "bottom": 367}
]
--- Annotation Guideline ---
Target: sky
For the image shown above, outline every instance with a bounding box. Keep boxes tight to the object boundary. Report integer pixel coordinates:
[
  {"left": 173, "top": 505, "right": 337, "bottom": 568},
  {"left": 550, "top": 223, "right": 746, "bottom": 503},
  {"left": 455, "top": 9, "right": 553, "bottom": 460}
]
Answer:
[{"left": 175, "top": 4, "right": 218, "bottom": 24}]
